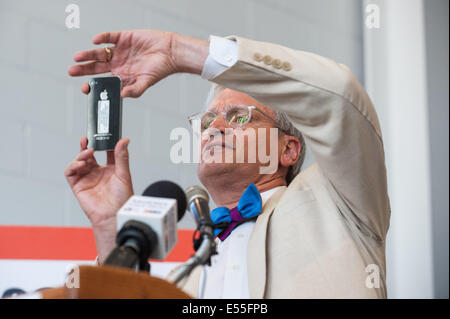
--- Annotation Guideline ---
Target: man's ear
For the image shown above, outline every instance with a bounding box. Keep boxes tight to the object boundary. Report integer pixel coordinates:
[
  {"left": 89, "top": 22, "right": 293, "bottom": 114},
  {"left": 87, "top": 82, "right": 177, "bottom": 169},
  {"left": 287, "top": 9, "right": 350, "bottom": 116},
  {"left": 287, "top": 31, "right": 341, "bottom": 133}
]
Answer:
[{"left": 279, "top": 135, "right": 301, "bottom": 168}]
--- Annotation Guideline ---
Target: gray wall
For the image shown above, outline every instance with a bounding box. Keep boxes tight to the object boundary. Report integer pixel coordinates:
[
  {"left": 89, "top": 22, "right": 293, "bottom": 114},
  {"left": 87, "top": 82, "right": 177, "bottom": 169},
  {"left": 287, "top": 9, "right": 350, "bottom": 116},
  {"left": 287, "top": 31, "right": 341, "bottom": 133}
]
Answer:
[
  {"left": 0, "top": 0, "right": 364, "bottom": 229},
  {"left": 424, "top": 0, "right": 449, "bottom": 299}
]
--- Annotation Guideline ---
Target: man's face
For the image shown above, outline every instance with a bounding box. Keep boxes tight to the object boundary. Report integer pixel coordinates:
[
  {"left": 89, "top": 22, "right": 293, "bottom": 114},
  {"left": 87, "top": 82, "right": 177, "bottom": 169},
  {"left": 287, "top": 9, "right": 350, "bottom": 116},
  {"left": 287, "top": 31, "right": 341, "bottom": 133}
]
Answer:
[{"left": 196, "top": 89, "right": 283, "bottom": 187}]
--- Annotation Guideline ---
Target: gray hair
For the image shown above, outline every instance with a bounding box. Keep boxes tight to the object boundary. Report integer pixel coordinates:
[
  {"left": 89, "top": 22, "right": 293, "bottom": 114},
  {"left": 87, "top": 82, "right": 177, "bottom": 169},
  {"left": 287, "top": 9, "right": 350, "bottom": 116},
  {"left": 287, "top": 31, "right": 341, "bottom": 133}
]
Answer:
[{"left": 204, "top": 84, "right": 306, "bottom": 185}]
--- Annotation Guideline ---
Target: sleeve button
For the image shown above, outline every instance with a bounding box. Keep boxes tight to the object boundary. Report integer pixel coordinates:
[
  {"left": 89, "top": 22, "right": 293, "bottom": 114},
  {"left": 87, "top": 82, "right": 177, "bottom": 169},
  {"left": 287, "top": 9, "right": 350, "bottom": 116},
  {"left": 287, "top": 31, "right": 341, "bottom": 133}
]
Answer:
[
  {"left": 263, "top": 55, "right": 273, "bottom": 65},
  {"left": 272, "top": 58, "right": 282, "bottom": 69},
  {"left": 253, "top": 53, "right": 263, "bottom": 62},
  {"left": 282, "top": 61, "right": 292, "bottom": 71}
]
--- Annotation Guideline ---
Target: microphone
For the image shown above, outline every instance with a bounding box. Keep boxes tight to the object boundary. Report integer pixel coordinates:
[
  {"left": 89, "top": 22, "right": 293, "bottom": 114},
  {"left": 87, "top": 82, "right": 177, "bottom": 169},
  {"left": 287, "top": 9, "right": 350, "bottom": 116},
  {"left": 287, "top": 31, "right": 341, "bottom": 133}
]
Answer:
[
  {"left": 166, "top": 185, "right": 217, "bottom": 285},
  {"left": 103, "top": 181, "right": 187, "bottom": 272},
  {"left": 104, "top": 220, "right": 157, "bottom": 272},
  {"left": 185, "top": 186, "right": 213, "bottom": 251},
  {"left": 142, "top": 180, "right": 187, "bottom": 221},
  {"left": 185, "top": 186, "right": 211, "bottom": 227}
]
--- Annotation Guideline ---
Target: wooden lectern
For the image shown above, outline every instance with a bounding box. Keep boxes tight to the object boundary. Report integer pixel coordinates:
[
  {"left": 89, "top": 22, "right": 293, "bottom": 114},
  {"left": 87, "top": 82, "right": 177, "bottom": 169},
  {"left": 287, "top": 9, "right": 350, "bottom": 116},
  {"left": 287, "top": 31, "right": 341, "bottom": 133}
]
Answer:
[{"left": 39, "top": 265, "right": 192, "bottom": 299}]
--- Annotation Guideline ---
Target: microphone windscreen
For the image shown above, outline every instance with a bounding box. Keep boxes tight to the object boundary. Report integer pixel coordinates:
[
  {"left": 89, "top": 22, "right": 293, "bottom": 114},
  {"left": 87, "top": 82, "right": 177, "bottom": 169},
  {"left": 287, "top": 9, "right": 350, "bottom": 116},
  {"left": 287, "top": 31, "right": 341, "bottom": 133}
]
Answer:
[
  {"left": 142, "top": 181, "right": 187, "bottom": 221},
  {"left": 185, "top": 185, "right": 209, "bottom": 208}
]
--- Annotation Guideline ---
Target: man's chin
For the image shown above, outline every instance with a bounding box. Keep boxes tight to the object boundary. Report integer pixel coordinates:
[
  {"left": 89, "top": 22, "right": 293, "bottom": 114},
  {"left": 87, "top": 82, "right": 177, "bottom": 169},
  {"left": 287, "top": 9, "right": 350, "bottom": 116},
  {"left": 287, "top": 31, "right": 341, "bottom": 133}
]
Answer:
[
  {"left": 197, "top": 161, "right": 262, "bottom": 185},
  {"left": 197, "top": 161, "right": 234, "bottom": 176},
  {"left": 197, "top": 161, "right": 241, "bottom": 183}
]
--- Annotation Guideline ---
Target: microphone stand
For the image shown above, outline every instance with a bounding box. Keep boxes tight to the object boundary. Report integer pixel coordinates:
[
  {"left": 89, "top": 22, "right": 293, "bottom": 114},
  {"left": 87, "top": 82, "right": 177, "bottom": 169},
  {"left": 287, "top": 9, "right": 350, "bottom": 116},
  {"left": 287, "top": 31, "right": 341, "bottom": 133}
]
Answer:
[
  {"left": 167, "top": 212, "right": 217, "bottom": 285},
  {"left": 103, "top": 220, "right": 156, "bottom": 272}
]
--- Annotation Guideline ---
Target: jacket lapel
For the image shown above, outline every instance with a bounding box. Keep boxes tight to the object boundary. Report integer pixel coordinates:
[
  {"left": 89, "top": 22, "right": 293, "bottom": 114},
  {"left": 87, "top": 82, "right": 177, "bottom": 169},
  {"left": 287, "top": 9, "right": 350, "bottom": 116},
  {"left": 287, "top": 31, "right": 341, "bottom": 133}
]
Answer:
[{"left": 247, "top": 186, "right": 286, "bottom": 298}]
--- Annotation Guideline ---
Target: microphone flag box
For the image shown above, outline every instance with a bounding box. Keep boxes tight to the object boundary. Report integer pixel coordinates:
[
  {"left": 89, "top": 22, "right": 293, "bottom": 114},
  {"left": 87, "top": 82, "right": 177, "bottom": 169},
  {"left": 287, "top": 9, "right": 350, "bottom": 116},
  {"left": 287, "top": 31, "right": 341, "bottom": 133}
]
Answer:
[{"left": 117, "top": 195, "right": 178, "bottom": 260}]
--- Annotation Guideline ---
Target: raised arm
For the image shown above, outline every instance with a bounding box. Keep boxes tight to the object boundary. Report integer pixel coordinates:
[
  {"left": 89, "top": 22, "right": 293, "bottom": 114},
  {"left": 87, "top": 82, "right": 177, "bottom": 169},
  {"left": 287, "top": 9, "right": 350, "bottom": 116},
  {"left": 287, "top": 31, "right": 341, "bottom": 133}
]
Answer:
[
  {"left": 206, "top": 36, "right": 390, "bottom": 241},
  {"left": 68, "top": 31, "right": 390, "bottom": 241}
]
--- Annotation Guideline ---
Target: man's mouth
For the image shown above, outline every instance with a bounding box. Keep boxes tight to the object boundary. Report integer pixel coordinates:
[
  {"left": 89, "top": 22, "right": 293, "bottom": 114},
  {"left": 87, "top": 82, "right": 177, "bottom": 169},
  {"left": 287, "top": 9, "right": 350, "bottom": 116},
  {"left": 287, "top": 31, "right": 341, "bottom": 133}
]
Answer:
[{"left": 203, "top": 142, "right": 235, "bottom": 152}]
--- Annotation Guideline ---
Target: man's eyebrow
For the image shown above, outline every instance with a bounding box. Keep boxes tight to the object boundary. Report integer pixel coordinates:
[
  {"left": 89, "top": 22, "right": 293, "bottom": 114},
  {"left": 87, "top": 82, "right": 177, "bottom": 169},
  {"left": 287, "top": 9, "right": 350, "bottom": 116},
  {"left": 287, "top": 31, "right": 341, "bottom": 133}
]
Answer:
[
  {"left": 208, "top": 104, "right": 238, "bottom": 112},
  {"left": 207, "top": 105, "right": 220, "bottom": 112}
]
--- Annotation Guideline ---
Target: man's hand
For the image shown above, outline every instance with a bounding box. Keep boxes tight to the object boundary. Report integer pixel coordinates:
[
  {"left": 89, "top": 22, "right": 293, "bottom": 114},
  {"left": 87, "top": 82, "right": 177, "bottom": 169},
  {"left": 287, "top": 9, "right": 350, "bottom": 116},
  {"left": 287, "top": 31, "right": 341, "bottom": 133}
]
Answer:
[
  {"left": 66, "top": 29, "right": 209, "bottom": 261},
  {"left": 68, "top": 30, "right": 209, "bottom": 98},
  {"left": 65, "top": 136, "right": 133, "bottom": 262}
]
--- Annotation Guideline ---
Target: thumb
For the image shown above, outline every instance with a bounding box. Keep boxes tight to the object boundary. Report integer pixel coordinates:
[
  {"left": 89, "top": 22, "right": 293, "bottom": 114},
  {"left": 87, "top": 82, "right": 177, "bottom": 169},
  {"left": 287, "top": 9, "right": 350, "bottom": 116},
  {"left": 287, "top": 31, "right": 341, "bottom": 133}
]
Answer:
[
  {"left": 114, "top": 138, "right": 131, "bottom": 182},
  {"left": 121, "top": 76, "right": 155, "bottom": 98}
]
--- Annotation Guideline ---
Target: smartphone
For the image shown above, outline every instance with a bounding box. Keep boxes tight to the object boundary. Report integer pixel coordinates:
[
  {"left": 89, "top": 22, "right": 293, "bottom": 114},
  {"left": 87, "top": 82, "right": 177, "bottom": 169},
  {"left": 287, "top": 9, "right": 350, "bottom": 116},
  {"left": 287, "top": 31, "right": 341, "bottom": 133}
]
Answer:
[{"left": 87, "top": 76, "right": 122, "bottom": 151}]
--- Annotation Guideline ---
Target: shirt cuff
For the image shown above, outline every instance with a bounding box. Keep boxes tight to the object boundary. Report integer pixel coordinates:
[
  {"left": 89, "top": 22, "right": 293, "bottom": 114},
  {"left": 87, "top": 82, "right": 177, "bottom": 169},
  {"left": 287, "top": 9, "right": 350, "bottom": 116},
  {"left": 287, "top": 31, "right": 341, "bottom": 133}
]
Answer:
[{"left": 201, "top": 35, "right": 238, "bottom": 80}]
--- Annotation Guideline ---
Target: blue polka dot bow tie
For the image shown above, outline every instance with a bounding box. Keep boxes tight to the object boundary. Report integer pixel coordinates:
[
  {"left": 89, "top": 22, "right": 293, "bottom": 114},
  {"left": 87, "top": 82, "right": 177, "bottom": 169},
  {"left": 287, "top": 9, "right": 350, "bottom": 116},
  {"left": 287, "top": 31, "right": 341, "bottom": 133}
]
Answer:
[{"left": 210, "top": 183, "right": 262, "bottom": 241}]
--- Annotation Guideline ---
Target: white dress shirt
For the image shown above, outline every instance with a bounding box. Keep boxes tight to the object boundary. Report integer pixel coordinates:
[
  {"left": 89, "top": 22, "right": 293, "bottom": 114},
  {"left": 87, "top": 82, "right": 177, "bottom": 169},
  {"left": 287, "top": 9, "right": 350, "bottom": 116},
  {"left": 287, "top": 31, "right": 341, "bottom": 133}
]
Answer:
[
  {"left": 199, "top": 38, "right": 278, "bottom": 299},
  {"left": 200, "top": 186, "right": 283, "bottom": 299},
  {"left": 201, "top": 35, "right": 238, "bottom": 80}
]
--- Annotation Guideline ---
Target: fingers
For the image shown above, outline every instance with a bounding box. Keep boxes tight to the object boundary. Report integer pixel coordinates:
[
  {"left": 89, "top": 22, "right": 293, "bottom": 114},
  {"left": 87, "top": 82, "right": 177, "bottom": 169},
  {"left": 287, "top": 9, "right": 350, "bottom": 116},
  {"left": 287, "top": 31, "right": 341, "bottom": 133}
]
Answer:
[
  {"left": 65, "top": 159, "right": 94, "bottom": 184},
  {"left": 93, "top": 31, "right": 121, "bottom": 45},
  {"left": 114, "top": 138, "right": 131, "bottom": 182},
  {"left": 81, "top": 82, "right": 90, "bottom": 95},
  {"left": 68, "top": 61, "right": 110, "bottom": 77},
  {"left": 80, "top": 136, "right": 88, "bottom": 151},
  {"left": 121, "top": 76, "right": 154, "bottom": 98},
  {"left": 76, "top": 148, "right": 95, "bottom": 162},
  {"left": 75, "top": 148, "right": 98, "bottom": 171},
  {"left": 78, "top": 137, "right": 98, "bottom": 167},
  {"left": 106, "top": 150, "right": 115, "bottom": 165},
  {"left": 65, "top": 161, "right": 86, "bottom": 177},
  {"left": 106, "top": 139, "right": 129, "bottom": 166},
  {"left": 74, "top": 48, "right": 110, "bottom": 63},
  {"left": 65, "top": 142, "right": 98, "bottom": 187},
  {"left": 75, "top": 136, "right": 97, "bottom": 164},
  {"left": 65, "top": 161, "right": 87, "bottom": 188}
]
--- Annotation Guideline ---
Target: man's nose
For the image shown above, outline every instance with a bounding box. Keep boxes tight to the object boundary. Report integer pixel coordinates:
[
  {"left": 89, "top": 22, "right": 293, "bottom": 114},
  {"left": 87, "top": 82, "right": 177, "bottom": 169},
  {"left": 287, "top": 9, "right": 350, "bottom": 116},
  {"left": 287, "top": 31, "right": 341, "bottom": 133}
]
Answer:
[{"left": 209, "top": 114, "right": 228, "bottom": 133}]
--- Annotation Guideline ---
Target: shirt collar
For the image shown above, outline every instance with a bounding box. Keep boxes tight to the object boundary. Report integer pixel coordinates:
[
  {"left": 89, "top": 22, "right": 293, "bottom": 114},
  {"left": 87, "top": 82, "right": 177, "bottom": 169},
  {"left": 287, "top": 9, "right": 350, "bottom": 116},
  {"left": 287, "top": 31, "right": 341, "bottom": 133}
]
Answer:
[
  {"left": 211, "top": 186, "right": 284, "bottom": 209},
  {"left": 260, "top": 186, "right": 283, "bottom": 207}
]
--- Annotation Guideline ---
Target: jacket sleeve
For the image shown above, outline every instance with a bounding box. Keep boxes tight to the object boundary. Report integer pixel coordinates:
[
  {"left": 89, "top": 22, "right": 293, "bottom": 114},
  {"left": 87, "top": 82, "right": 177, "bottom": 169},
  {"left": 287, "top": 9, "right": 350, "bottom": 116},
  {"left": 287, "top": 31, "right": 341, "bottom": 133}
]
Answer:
[{"left": 208, "top": 36, "right": 391, "bottom": 241}]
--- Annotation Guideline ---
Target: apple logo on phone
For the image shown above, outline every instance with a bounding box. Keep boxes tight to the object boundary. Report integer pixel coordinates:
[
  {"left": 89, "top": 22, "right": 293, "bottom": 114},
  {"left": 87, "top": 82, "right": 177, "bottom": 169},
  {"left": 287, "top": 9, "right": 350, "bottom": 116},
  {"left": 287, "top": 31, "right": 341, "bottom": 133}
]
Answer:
[{"left": 100, "top": 90, "right": 109, "bottom": 100}]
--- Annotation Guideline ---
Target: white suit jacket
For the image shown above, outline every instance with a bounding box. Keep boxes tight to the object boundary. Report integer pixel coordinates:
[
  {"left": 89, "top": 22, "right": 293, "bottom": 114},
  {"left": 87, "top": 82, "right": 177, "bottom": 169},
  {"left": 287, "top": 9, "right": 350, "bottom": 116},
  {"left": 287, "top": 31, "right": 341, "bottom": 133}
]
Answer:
[{"left": 174, "top": 36, "right": 391, "bottom": 299}]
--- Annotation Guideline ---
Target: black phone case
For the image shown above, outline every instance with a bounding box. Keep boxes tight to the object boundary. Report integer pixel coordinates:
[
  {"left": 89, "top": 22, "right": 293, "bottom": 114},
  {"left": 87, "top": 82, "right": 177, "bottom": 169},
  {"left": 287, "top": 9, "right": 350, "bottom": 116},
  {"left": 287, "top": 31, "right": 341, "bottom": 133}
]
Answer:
[{"left": 87, "top": 76, "right": 122, "bottom": 151}]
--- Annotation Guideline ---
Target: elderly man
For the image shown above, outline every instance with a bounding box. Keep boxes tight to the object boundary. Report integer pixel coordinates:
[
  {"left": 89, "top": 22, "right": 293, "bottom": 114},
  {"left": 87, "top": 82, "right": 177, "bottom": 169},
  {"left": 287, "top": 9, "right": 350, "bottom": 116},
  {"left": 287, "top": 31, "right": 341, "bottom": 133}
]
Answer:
[{"left": 66, "top": 30, "right": 390, "bottom": 298}]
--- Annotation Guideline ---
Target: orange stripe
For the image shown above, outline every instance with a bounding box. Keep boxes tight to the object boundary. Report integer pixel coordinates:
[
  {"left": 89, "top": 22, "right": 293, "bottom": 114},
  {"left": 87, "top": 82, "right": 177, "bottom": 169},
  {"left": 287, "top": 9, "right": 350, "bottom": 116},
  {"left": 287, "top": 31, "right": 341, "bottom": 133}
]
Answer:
[{"left": 0, "top": 226, "right": 195, "bottom": 262}]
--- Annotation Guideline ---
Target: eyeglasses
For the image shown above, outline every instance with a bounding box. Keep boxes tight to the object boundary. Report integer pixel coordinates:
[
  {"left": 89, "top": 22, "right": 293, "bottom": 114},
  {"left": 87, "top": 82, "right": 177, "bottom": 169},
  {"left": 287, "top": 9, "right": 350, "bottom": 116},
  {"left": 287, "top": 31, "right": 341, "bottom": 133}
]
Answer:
[{"left": 188, "top": 105, "right": 284, "bottom": 132}]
